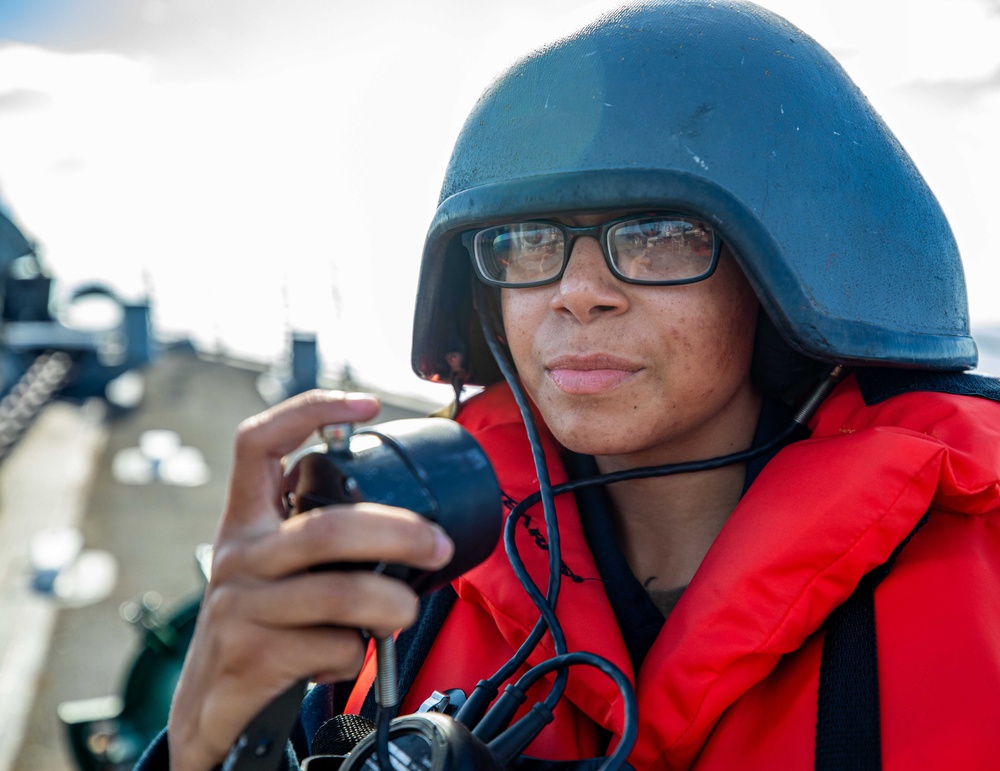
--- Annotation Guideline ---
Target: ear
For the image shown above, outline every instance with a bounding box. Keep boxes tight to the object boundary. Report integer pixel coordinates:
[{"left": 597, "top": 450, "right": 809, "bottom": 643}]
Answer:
[{"left": 752, "top": 310, "right": 830, "bottom": 406}]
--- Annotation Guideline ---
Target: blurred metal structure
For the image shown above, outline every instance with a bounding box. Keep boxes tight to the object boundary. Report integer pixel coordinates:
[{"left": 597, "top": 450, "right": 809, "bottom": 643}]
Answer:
[
  {"left": 58, "top": 579, "right": 203, "bottom": 771},
  {"left": 0, "top": 208, "right": 154, "bottom": 459}
]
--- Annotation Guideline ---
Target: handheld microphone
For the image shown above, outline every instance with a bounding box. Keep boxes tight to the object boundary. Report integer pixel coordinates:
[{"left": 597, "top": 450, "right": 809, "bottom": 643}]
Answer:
[{"left": 222, "top": 418, "right": 503, "bottom": 771}]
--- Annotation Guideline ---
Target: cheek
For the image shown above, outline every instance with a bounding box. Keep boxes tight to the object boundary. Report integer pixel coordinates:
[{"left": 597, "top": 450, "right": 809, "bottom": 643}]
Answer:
[
  {"left": 716, "top": 293, "right": 758, "bottom": 366},
  {"left": 500, "top": 290, "right": 541, "bottom": 374},
  {"left": 700, "top": 260, "right": 759, "bottom": 362},
  {"left": 652, "top": 276, "right": 759, "bottom": 391}
]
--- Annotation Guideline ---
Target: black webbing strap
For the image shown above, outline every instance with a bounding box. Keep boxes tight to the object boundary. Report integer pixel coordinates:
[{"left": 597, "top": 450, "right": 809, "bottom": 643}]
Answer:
[
  {"left": 815, "top": 512, "right": 929, "bottom": 770},
  {"left": 855, "top": 368, "right": 1000, "bottom": 407}
]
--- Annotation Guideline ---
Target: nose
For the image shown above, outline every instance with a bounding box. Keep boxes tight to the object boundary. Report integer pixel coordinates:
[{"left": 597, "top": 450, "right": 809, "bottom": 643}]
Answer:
[{"left": 550, "top": 236, "right": 629, "bottom": 321}]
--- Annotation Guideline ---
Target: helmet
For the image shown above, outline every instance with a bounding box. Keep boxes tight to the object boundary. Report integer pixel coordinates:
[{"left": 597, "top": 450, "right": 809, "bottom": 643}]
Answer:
[{"left": 412, "top": 0, "right": 977, "bottom": 389}]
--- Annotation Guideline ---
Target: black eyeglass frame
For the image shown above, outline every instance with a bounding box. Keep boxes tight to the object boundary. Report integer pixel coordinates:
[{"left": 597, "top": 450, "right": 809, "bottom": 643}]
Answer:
[{"left": 461, "top": 211, "right": 722, "bottom": 289}]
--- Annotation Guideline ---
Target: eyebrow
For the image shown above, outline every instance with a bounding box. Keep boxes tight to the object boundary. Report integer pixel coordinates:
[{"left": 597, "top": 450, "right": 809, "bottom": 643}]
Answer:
[{"left": 548, "top": 210, "right": 634, "bottom": 227}]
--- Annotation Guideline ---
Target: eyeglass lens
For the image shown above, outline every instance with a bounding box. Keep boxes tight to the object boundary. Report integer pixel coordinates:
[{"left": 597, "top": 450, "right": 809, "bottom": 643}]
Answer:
[{"left": 474, "top": 216, "right": 716, "bottom": 286}]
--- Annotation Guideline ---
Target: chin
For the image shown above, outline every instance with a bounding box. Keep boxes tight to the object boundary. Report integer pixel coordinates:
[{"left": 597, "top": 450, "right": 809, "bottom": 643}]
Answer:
[
  {"left": 532, "top": 389, "right": 633, "bottom": 449},
  {"left": 547, "top": 415, "right": 647, "bottom": 458},
  {"left": 563, "top": 439, "right": 637, "bottom": 457}
]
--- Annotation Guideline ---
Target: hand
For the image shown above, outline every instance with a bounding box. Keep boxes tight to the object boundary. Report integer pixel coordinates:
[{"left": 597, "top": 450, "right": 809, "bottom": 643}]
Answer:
[{"left": 166, "top": 390, "right": 454, "bottom": 771}]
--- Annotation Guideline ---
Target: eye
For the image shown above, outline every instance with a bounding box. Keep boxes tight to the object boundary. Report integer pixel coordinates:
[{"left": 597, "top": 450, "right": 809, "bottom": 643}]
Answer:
[
  {"left": 609, "top": 217, "right": 716, "bottom": 281},
  {"left": 509, "top": 224, "right": 559, "bottom": 251},
  {"left": 638, "top": 220, "right": 672, "bottom": 239},
  {"left": 484, "top": 224, "right": 564, "bottom": 283},
  {"left": 622, "top": 217, "right": 713, "bottom": 245}
]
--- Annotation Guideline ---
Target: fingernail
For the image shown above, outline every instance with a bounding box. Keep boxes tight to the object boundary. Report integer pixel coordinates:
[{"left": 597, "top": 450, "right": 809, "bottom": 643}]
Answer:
[
  {"left": 344, "top": 392, "right": 377, "bottom": 402},
  {"left": 342, "top": 392, "right": 379, "bottom": 413},
  {"left": 430, "top": 524, "right": 454, "bottom": 565}
]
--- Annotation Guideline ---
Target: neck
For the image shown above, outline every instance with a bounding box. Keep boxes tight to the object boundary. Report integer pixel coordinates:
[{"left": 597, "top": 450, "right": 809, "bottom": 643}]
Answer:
[{"left": 600, "top": 464, "right": 749, "bottom": 590}]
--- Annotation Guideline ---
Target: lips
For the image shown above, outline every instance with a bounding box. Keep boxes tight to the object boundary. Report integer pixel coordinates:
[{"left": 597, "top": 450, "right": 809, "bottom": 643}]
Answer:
[{"left": 544, "top": 354, "right": 643, "bottom": 395}]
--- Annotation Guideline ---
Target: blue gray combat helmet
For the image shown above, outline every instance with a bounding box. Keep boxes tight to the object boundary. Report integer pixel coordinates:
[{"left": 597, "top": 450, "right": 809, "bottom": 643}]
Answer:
[{"left": 411, "top": 0, "right": 977, "bottom": 396}]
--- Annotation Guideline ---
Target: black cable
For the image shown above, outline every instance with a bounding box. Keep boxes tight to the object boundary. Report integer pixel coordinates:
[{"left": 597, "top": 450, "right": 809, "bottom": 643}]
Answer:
[
  {"left": 374, "top": 704, "right": 393, "bottom": 770},
  {"left": 354, "top": 427, "right": 441, "bottom": 519},
  {"left": 465, "top": 491, "right": 572, "bottom": 709},
  {"left": 470, "top": 507, "right": 573, "bottom": 743},
  {"left": 502, "top": 503, "right": 566, "bottom": 656},
  {"left": 477, "top": 307, "right": 565, "bottom": 615},
  {"left": 468, "top": 294, "right": 846, "bottom": 762},
  {"left": 488, "top": 416, "right": 801, "bottom": 718},
  {"left": 510, "top": 419, "right": 799, "bottom": 515},
  {"left": 465, "top": 363, "right": 835, "bottom": 738},
  {"left": 503, "top": 363, "right": 844, "bottom": 513},
  {"left": 475, "top": 304, "right": 571, "bottom": 702}
]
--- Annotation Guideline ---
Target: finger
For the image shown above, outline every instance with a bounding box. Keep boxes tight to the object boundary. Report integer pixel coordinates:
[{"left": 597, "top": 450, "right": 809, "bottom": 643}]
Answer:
[
  {"left": 214, "top": 502, "right": 454, "bottom": 581},
  {"left": 208, "top": 620, "right": 372, "bottom": 689},
  {"left": 205, "top": 570, "right": 422, "bottom": 633},
  {"left": 220, "top": 390, "right": 380, "bottom": 536}
]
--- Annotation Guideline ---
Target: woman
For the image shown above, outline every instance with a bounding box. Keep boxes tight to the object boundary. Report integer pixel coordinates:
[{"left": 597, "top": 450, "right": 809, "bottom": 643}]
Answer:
[{"left": 151, "top": 2, "right": 1000, "bottom": 769}]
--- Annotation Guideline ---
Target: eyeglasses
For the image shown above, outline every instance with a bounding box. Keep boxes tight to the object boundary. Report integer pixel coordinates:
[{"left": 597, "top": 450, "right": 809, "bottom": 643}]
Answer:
[{"left": 462, "top": 212, "right": 721, "bottom": 288}]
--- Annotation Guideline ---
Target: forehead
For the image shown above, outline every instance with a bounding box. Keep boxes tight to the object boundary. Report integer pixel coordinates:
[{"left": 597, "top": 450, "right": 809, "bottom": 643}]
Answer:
[{"left": 540, "top": 210, "right": 643, "bottom": 227}]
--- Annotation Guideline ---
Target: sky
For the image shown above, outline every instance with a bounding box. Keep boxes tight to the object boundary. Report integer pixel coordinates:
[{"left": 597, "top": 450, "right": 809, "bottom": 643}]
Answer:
[{"left": 1, "top": 0, "right": 999, "bottom": 401}]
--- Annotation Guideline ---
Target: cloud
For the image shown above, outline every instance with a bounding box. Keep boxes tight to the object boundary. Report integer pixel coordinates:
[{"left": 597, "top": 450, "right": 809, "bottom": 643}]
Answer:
[
  {"left": 898, "top": 63, "right": 1000, "bottom": 104},
  {"left": 0, "top": 42, "right": 148, "bottom": 100},
  {"left": 0, "top": 88, "right": 52, "bottom": 113},
  {"left": 1, "top": 0, "right": 999, "bottom": 399}
]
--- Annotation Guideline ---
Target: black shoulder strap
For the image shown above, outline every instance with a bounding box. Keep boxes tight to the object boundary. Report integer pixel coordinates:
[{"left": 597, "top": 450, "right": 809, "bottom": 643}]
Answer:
[
  {"left": 856, "top": 368, "right": 1000, "bottom": 406},
  {"left": 815, "top": 513, "right": 929, "bottom": 770}
]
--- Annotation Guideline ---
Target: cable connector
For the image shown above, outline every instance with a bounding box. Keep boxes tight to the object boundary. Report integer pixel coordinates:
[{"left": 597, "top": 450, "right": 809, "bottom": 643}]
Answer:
[
  {"left": 487, "top": 702, "right": 555, "bottom": 767},
  {"left": 471, "top": 683, "right": 527, "bottom": 742},
  {"left": 793, "top": 365, "right": 846, "bottom": 426},
  {"left": 453, "top": 679, "right": 498, "bottom": 728}
]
